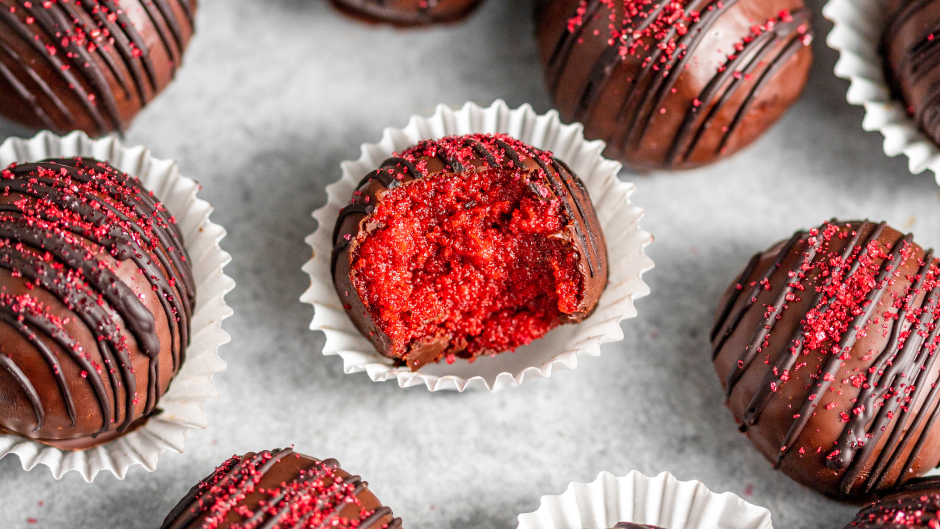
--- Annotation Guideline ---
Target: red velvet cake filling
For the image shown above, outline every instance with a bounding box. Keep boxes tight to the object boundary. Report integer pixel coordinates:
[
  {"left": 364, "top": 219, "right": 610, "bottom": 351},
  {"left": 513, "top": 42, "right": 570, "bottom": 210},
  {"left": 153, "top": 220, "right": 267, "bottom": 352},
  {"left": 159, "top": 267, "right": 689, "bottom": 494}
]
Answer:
[{"left": 350, "top": 167, "right": 584, "bottom": 363}]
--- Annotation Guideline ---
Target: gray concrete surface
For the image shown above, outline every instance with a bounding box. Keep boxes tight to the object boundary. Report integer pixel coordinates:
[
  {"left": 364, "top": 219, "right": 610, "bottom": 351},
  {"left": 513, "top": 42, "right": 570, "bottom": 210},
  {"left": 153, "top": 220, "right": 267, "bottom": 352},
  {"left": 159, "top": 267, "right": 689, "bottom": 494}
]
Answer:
[{"left": 1, "top": 0, "right": 938, "bottom": 527}]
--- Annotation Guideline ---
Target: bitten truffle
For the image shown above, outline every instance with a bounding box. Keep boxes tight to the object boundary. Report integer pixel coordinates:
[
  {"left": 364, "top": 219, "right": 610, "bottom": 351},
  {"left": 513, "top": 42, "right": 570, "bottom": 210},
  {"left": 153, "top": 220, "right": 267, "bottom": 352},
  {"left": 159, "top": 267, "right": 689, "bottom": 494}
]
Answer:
[
  {"left": 329, "top": 0, "right": 484, "bottom": 25},
  {"left": 331, "top": 133, "right": 608, "bottom": 370},
  {"left": 0, "top": 158, "right": 194, "bottom": 450},
  {"left": 0, "top": 0, "right": 196, "bottom": 137},
  {"left": 844, "top": 478, "right": 940, "bottom": 528},
  {"left": 535, "top": 0, "right": 813, "bottom": 170},
  {"left": 162, "top": 447, "right": 403, "bottom": 529},
  {"left": 712, "top": 220, "right": 940, "bottom": 498},
  {"left": 882, "top": 0, "right": 940, "bottom": 148}
]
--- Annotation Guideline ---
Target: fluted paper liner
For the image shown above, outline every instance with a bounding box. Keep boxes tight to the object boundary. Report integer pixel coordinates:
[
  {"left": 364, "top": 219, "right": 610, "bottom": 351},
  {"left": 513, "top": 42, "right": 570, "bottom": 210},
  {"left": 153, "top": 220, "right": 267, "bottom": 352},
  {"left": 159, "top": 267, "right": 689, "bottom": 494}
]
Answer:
[
  {"left": 824, "top": 0, "right": 940, "bottom": 185},
  {"left": 517, "top": 471, "right": 773, "bottom": 529},
  {"left": 301, "top": 100, "right": 654, "bottom": 391},
  {"left": 0, "top": 131, "right": 234, "bottom": 481}
]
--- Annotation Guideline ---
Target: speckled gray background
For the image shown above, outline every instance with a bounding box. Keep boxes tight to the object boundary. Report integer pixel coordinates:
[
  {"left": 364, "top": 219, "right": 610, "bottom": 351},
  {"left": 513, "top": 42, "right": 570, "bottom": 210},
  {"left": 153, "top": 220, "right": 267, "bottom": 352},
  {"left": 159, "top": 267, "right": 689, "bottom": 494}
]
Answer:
[{"left": 1, "top": 0, "right": 939, "bottom": 527}]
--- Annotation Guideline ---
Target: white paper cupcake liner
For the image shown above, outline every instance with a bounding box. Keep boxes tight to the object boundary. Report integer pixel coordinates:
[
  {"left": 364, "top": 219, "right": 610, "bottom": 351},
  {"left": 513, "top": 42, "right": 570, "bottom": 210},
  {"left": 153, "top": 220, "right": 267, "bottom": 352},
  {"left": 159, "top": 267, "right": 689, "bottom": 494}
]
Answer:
[
  {"left": 824, "top": 0, "right": 940, "bottom": 185},
  {"left": 517, "top": 471, "right": 773, "bottom": 529},
  {"left": 301, "top": 100, "right": 654, "bottom": 391},
  {"left": 0, "top": 131, "right": 235, "bottom": 481}
]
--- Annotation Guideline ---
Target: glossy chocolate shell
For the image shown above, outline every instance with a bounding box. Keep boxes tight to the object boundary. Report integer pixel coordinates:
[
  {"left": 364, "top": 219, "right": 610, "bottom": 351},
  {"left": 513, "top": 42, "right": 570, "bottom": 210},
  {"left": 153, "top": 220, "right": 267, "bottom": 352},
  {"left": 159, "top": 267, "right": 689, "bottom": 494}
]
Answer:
[
  {"left": 845, "top": 477, "right": 940, "bottom": 528},
  {"left": 0, "top": 158, "right": 194, "bottom": 450},
  {"left": 162, "top": 447, "right": 403, "bottom": 529},
  {"left": 882, "top": 0, "right": 940, "bottom": 147},
  {"left": 535, "top": 0, "right": 813, "bottom": 170},
  {"left": 329, "top": 0, "right": 484, "bottom": 26},
  {"left": 713, "top": 220, "right": 940, "bottom": 498},
  {"left": 0, "top": 0, "right": 196, "bottom": 137}
]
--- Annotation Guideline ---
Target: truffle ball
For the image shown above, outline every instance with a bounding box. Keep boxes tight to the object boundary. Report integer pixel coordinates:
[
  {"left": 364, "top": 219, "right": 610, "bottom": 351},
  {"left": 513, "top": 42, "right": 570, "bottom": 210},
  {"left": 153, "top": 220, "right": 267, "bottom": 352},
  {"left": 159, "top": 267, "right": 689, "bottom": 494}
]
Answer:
[
  {"left": 535, "top": 0, "right": 813, "bottom": 170},
  {"left": 612, "top": 524, "right": 664, "bottom": 529},
  {"left": 331, "top": 133, "right": 608, "bottom": 370},
  {"left": 844, "top": 478, "right": 940, "bottom": 528},
  {"left": 0, "top": 158, "right": 194, "bottom": 450},
  {"left": 882, "top": 0, "right": 940, "bottom": 147},
  {"left": 329, "top": 0, "right": 484, "bottom": 25},
  {"left": 0, "top": 0, "right": 197, "bottom": 137},
  {"left": 712, "top": 220, "right": 940, "bottom": 498},
  {"left": 162, "top": 447, "right": 402, "bottom": 529}
]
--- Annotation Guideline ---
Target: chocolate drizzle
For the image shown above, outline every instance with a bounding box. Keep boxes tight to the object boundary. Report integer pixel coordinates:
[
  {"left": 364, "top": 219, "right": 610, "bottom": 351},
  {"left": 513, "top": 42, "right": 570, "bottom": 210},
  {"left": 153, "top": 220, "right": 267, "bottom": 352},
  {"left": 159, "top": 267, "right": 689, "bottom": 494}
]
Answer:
[
  {"left": 0, "top": 0, "right": 196, "bottom": 136},
  {"left": 738, "top": 224, "right": 878, "bottom": 431},
  {"left": 162, "top": 448, "right": 403, "bottom": 529},
  {"left": 537, "top": 0, "right": 813, "bottom": 169},
  {"left": 0, "top": 158, "right": 193, "bottom": 444},
  {"left": 713, "top": 220, "right": 940, "bottom": 497}
]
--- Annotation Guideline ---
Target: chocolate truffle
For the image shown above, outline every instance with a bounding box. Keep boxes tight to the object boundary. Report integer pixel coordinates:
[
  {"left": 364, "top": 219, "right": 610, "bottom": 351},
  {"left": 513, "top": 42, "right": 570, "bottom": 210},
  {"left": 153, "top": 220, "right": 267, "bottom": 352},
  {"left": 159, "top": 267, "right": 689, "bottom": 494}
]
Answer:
[
  {"left": 882, "top": 0, "right": 940, "bottom": 147},
  {"left": 535, "top": 0, "right": 813, "bottom": 170},
  {"left": 0, "top": 158, "right": 194, "bottom": 450},
  {"left": 0, "top": 0, "right": 196, "bottom": 137},
  {"left": 712, "top": 220, "right": 940, "bottom": 498},
  {"left": 845, "top": 478, "right": 940, "bottom": 528},
  {"left": 611, "top": 523, "right": 665, "bottom": 529},
  {"left": 331, "top": 133, "right": 608, "bottom": 370},
  {"left": 162, "top": 447, "right": 403, "bottom": 529},
  {"left": 329, "top": 0, "right": 484, "bottom": 26}
]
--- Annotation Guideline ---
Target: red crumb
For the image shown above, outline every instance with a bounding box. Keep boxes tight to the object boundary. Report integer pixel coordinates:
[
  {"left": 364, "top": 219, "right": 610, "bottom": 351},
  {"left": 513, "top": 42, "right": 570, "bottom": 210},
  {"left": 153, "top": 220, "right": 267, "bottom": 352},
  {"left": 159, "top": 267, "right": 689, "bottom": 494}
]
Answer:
[{"left": 350, "top": 167, "right": 583, "bottom": 360}]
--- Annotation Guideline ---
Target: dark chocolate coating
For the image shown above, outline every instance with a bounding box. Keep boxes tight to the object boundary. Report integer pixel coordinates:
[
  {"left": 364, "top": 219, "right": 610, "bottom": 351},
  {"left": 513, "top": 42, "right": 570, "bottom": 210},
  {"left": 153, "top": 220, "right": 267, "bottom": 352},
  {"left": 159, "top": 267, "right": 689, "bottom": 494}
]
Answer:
[
  {"left": 612, "top": 523, "right": 665, "bottom": 529},
  {"left": 845, "top": 477, "right": 940, "bottom": 528},
  {"left": 330, "top": 133, "right": 608, "bottom": 370},
  {"left": 329, "top": 0, "right": 484, "bottom": 26},
  {"left": 162, "top": 447, "right": 403, "bottom": 529},
  {"left": 713, "top": 220, "right": 940, "bottom": 498},
  {"left": 0, "top": 158, "right": 194, "bottom": 450},
  {"left": 535, "top": 0, "right": 813, "bottom": 170},
  {"left": 883, "top": 0, "right": 940, "bottom": 147},
  {"left": 0, "top": 0, "right": 196, "bottom": 137}
]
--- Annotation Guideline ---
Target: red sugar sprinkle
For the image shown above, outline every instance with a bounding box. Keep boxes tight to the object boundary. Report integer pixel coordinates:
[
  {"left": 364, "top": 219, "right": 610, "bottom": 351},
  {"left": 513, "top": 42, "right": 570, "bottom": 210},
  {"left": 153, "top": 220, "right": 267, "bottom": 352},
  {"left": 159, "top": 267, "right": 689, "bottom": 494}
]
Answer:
[
  {"left": 800, "top": 225, "right": 901, "bottom": 355},
  {"left": 177, "top": 451, "right": 386, "bottom": 529},
  {"left": 566, "top": 1, "right": 797, "bottom": 77}
]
